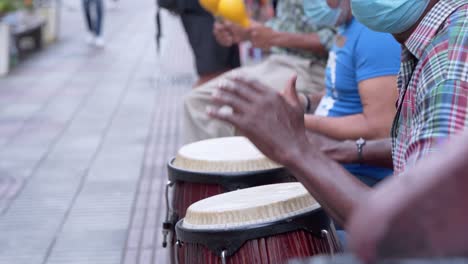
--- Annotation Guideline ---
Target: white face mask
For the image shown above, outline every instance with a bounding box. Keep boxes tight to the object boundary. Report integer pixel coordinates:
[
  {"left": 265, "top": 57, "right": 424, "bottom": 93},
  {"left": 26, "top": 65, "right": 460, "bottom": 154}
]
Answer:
[
  {"left": 303, "top": 0, "right": 345, "bottom": 27},
  {"left": 351, "top": 0, "right": 430, "bottom": 33}
]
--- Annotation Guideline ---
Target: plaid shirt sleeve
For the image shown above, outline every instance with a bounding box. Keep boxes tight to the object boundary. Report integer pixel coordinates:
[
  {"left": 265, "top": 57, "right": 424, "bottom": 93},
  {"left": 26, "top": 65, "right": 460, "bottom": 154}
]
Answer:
[{"left": 405, "top": 79, "right": 468, "bottom": 168}]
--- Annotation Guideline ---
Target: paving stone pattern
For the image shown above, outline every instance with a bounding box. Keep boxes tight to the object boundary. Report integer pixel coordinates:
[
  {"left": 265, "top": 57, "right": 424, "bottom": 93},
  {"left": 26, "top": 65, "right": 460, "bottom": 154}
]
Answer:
[{"left": 0, "top": 1, "right": 195, "bottom": 263}]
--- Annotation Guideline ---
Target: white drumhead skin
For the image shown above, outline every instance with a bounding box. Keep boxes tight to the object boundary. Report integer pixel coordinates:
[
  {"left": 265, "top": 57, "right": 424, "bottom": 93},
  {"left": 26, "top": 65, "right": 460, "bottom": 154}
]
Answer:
[
  {"left": 183, "top": 183, "right": 320, "bottom": 230},
  {"left": 173, "top": 137, "right": 281, "bottom": 172}
]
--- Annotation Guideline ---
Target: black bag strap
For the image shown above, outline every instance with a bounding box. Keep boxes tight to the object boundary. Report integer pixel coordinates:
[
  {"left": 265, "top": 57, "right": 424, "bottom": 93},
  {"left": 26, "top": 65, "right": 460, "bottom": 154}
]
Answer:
[{"left": 391, "top": 56, "right": 418, "bottom": 143}]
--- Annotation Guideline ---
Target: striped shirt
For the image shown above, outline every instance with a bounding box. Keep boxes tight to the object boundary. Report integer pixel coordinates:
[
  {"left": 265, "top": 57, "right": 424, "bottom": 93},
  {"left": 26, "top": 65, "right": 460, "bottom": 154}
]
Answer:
[{"left": 392, "top": 0, "right": 468, "bottom": 175}]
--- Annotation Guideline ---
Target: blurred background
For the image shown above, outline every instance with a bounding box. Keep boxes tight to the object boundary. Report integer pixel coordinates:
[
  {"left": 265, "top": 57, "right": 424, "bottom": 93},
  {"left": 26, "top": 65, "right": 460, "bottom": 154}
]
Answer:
[{"left": 0, "top": 0, "right": 195, "bottom": 263}]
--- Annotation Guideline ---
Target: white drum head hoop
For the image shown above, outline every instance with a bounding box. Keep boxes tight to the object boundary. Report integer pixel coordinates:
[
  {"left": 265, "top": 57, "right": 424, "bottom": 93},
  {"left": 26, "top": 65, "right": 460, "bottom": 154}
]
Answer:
[
  {"left": 183, "top": 183, "right": 320, "bottom": 230},
  {"left": 173, "top": 137, "right": 281, "bottom": 172}
]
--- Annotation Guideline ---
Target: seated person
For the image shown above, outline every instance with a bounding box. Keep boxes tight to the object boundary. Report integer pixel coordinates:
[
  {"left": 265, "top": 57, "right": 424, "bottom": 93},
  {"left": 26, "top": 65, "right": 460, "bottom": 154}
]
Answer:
[
  {"left": 183, "top": 0, "right": 335, "bottom": 143},
  {"left": 302, "top": 0, "right": 401, "bottom": 186},
  {"left": 215, "top": 0, "right": 402, "bottom": 186}
]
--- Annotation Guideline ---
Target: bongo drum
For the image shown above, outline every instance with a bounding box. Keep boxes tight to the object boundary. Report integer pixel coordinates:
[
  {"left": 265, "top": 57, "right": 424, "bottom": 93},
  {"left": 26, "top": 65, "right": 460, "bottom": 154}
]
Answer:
[
  {"left": 162, "top": 137, "right": 295, "bottom": 248},
  {"left": 176, "top": 183, "right": 341, "bottom": 264}
]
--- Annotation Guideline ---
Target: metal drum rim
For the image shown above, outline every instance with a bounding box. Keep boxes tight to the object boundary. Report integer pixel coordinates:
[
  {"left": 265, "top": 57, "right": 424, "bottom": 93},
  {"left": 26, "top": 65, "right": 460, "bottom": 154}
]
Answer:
[{"left": 167, "top": 158, "right": 294, "bottom": 192}]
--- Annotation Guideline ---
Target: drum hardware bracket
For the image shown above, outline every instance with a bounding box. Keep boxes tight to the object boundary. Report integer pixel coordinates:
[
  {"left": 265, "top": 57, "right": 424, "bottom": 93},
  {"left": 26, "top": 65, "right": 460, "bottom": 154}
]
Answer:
[
  {"left": 162, "top": 181, "right": 176, "bottom": 248},
  {"left": 221, "top": 250, "right": 228, "bottom": 264},
  {"left": 321, "top": 229, "right": 335, "bottom": 257},
  {"left": 175, "top": 240, "right": 183, "bottom": 264}
]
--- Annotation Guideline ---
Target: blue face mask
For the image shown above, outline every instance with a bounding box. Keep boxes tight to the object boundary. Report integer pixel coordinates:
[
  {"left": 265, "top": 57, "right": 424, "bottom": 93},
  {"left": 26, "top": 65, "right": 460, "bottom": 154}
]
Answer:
[
  {"left": 303, "top": 0, "right": 343, "bottom": 27},
  {"left": 351, "top": 0, "right": 430, "bottom": 34}
]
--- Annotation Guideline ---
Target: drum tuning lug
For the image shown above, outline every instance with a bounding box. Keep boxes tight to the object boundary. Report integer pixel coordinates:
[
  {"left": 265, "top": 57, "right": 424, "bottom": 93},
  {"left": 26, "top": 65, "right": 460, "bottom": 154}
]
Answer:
[
  {"left": 221, "top": 250, "right": 228, "bottom": 264},
  {"left": 175, "top": 240, "right": 183, "bottom": 247},
  {"left": 321, "top": 229, "right": 335, "bottom": 257},
  {"left": 175, "top": 240, "right": 182, "bottom": 264}
]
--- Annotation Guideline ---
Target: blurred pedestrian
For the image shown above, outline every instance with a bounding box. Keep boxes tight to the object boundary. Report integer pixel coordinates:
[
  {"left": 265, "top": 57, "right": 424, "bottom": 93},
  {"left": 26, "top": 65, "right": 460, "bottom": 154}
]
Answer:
[
  {"left": 179, "top": 0, "right": 241, "bottom": 87},
  {"left": 82, "top": 0, "right": 105, "bottom": 47}
]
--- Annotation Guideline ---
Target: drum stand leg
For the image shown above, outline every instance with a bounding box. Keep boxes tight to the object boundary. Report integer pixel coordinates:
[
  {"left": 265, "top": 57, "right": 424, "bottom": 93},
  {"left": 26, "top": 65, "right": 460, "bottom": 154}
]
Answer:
[
  {"left": 321, "top": 230, "right": 335, "bottom": 257},
  {"left": 162, "top": 181, "right": 175, "bottom": 248}
]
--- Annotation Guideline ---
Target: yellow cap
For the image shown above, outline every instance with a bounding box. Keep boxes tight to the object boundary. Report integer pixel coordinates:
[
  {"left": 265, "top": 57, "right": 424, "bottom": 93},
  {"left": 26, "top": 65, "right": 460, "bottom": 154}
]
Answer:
[{"left": 217, "top": 0, "right": 250, "bottom": 28}]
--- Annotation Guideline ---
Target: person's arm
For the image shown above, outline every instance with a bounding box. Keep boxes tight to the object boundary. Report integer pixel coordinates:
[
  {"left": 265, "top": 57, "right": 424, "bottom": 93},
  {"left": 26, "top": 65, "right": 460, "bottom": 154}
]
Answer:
[
  {"left": 208, "top": 76, "right": 371, "bottom": 226},
  {"left": 348, "top": 133, "right": 468, "bottom": 263},
  {"left": 319, "top": 137, "right": 394, "bottom": 169},
  {"left": 305, "top": 75, "right": 398, "bottom": 140},
  {"left": 270, "top": 31, "right": 327, "bottom": 55},
  {"left": 248, "top": 22, "right": 328, "bottom": 55},
  {"left": 285, "top": 138, "right": 371, "bottom": 226}
]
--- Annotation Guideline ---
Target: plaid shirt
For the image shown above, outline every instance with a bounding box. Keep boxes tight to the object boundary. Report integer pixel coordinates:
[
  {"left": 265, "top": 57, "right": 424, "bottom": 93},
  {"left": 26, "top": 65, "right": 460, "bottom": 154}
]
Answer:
[{"left": 392, "top": 0, "right": 468, "bottom": 175}]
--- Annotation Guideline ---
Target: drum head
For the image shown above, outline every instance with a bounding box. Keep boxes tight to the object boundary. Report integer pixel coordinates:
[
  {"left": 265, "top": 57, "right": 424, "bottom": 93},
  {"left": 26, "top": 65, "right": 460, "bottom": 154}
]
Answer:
[
  {"left": 183, "top": 183, "right": 320, "bottom": 230},
  {"left": 173, "top": 137, "right": 281, "bottom": 173}
]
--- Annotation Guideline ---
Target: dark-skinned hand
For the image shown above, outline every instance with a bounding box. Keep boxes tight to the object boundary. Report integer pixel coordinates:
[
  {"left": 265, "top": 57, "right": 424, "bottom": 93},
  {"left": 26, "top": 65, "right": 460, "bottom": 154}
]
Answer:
[
  {"left": 213, "top": 20, "right": 249, "bottom": 47},
  {"left": 208, "top": 75, "right": 309, "bottom": 166},
  {"left": 248, "top": 21, "right": 277, "bottom": 50},
  {"left": 213, "top": 21, "right": 234, "bottom": 47},
  {"left": 320, "top": 138, "right": 358, "bottom": 164}
]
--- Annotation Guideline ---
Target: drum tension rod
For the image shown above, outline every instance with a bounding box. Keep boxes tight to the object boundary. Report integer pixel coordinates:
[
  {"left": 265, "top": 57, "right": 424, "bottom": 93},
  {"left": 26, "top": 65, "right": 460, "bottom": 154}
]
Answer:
[
  {"left": 221, "top": 250, "right": 228, "bottom": 264},
  {"left": 162, "top": 181, "right": 175, "bottom": 248},
  {"left": 321, "top": 230, "right": 335, "bottom": 257},
  {"left": 175, "top": 240, "right": 183, "bottom": 264}
]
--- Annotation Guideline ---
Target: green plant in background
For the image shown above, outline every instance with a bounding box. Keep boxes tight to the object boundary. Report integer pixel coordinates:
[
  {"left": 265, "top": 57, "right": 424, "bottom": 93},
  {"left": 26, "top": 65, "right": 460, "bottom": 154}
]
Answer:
[{"left": 0, "top": 0, "right": 24, "bottom": 16}]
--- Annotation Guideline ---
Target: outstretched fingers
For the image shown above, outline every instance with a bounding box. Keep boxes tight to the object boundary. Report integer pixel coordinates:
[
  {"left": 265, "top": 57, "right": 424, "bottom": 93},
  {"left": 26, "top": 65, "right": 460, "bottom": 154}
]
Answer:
[
  {"left": 207, "top": 105, "right": 243, "bottom": 128},
  {"left": 211, "top": 89, "right": 250, "bottom": 114},
  {"left": 227, "top": 75, "right": 268, "bottom": 95},
  {"left": 216, "top": 79, "right": 258, "bottom": 103}
]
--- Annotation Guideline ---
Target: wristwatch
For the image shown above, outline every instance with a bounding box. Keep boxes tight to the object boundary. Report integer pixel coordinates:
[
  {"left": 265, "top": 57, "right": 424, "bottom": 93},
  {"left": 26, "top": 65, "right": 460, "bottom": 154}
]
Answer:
[{"left": 356, "top": 137, "right": 366, "bottom": 163}]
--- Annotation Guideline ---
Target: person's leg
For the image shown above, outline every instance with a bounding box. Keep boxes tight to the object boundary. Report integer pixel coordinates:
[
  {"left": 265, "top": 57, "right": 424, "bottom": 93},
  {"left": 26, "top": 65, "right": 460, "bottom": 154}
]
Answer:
[
  {"left": 183, "top": 54, "right": 323, "bottom": 143},
  {"left": 269, "top": 54, "right": 326, "bottom": 95},
  {"left": 180, "top": 12, "right": 240, "bottom": 88},
  {"left": 183, "top": 68, "right": 243, "bottom": 143},
  {"left": 94, "top": 0, "right": 104, "bottom": 36},
  {"left": 82, "top": 0, "right": 93, "bottom": 32},
  {"left": 195, "top": 70, "right": 230, "bottom": 87}
]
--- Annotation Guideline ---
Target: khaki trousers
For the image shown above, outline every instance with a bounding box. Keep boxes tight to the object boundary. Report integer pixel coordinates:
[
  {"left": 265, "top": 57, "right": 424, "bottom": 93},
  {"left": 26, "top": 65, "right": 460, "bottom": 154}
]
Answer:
[{"left": 183, "top": 54, "right": 326, "bottom": 143}]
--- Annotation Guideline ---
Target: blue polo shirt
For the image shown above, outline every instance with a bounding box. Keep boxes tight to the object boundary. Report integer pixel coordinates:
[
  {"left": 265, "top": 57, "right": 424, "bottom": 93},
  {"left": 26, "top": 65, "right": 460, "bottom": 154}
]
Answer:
[{"left": 315, "top": 18, "right": 401, "bottom": 180}]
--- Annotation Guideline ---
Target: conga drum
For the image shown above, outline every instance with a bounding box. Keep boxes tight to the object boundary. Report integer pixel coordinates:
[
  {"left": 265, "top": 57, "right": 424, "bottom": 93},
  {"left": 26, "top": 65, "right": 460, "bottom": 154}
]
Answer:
[
  {"left": 176, "top": 183, "right": 342, "bottom": 264},
  {"left": 162, "top": 137, "right": 295, "bottom": 247}
]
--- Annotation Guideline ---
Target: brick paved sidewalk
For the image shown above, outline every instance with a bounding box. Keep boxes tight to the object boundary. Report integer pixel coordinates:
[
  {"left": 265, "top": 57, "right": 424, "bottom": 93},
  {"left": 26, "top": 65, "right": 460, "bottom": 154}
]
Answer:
[{"left": 0, "top": 1, "right": 195, "bottom": 263}]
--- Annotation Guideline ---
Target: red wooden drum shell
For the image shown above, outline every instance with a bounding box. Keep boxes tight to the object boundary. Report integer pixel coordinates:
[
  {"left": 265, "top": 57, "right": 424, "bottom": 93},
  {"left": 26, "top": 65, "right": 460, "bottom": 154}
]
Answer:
[
  {"left": 177, "top": 230, "right": 340, "bottom": 264},
  {"left": 173, "top": 181, "right": 223, "bottom": 220},
  {"left": 175, "top": 209, "right": 341, "bottom": 264}
]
